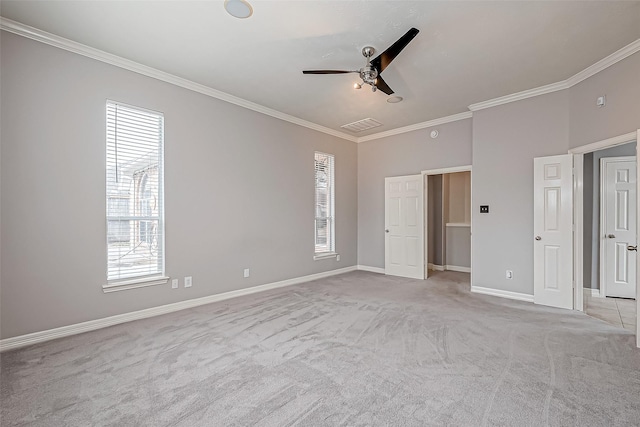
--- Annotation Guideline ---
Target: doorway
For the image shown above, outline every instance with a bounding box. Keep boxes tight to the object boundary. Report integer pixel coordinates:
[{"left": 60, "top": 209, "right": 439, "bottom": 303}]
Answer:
[
  {"left": 422, "top": 166, "right": 472, "bottom": 278},
  {"left": 571, "top": 131, "right": 639, "bottom": 345}
]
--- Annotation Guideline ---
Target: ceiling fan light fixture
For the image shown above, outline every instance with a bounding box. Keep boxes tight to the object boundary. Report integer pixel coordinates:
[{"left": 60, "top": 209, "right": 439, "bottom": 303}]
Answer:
[
  {"left": 224, "top": 0, "right": 253, "bottom": 19},
  {"left": 302, "top": 28, "right": 419, "bottom": 97},
  {"left": 387, "top": 96, "right": 403, "bottom": 103}
]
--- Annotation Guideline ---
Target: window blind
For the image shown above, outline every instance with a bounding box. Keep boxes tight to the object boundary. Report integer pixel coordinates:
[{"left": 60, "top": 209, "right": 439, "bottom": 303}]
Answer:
[
  {"left": 315, "top": 152, "right": 335, "bottom": 254},
  {"left": 106, "top": 101, "right": 164, "bottom": 282}
]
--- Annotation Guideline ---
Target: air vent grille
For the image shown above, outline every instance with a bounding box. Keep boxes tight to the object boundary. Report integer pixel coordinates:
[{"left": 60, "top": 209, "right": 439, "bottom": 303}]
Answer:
[{"left": 340, "top": 118, "right": 383, "bottom": 133}]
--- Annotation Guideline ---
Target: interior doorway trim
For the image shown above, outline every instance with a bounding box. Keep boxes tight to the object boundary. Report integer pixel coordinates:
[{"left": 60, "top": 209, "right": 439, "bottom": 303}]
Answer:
[
  {"left": 421, "top": 165, "right": 472, "bottom": 175},
  {"left": 569, "top": 131, "right": 636, "bottom": 154},
  {"left": 571, "top": 133, "right": 637, "bottom": 310},
  {"left": 421, "top": 165, "right": 472, "bottom": 283},
  {"left": 570, "top": 131, "right": 638, "bottom": 348}
]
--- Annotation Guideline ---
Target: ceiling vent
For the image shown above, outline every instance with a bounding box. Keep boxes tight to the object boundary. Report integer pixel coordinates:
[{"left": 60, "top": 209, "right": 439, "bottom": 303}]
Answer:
[{"left": 340, "top": 118, "right": 383, "bottom": 133}]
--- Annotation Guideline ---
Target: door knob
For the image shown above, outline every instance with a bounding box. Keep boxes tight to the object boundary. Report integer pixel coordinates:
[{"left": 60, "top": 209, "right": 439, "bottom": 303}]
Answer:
[
  {"left": 385, "top": 229, "right": 390, "bottom": 233},
  {"left": 627, "top": 245, "right": 637, "bottom": 252},
  {"left": 607, "top": 234, "right": 616, "bottom": 239},
  {"left": 535, "top": 236, "right": 542, "bottom": 241}
]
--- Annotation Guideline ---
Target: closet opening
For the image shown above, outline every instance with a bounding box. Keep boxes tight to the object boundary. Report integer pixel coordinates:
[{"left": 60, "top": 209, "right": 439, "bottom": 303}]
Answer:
[{"left": 423, "top": 167, "right": 471, "bottom": 279}]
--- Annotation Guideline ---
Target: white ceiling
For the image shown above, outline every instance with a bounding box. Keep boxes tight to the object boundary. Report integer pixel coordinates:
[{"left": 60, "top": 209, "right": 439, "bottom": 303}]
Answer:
[{"left": 2, "top": 1, "right": 639, "bottom": 137}]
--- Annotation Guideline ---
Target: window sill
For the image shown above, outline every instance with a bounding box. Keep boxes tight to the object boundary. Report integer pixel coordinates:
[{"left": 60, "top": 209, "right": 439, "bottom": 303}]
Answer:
[
  {"left": 314, "top": 252, "right": 338, "bottom": 261},
  {"left": 103, "top": 276, "right": 169, "bottom": 293}
]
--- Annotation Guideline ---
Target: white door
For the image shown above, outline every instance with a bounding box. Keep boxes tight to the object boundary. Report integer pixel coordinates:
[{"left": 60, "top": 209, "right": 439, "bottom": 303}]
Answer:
[
  {"left": 533, "top": 155, "right": 573, "bottom": 309},
  {"left": 602, "top": 157, "right": 637, "bottom": 298},
  {"left": 385, "top": 175, "right": 424, "bottom": 279}
]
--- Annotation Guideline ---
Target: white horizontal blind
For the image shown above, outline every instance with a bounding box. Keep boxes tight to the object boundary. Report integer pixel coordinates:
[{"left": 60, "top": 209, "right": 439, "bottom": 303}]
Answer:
[
  {"left": 106, "top": 101, "right": 164, "bottom": 282},
  {"left": 315, "top": 152, "right": 335, "bottom": 254}
]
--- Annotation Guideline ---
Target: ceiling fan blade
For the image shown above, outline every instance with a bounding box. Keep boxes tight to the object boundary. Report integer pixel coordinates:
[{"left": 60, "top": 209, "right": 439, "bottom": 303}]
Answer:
[
  {"left": 374, "top": 76, "right": 394, "bottom": 95},
  {"left": 371, "top": 28, "right": 419, "bottom": 73},
  {"left": 302, "top": 70, "right": 357, "bottom": 74}
]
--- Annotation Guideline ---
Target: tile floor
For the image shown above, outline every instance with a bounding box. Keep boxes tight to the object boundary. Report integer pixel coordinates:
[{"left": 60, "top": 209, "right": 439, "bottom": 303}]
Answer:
[{"left": 584, "top": 292, "right": 636, "bottom": 331}]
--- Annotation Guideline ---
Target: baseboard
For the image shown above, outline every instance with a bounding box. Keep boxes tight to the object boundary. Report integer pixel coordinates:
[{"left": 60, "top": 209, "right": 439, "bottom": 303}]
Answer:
[
  {"left": 427, "top": 264, "right": 470, "bottom": 273},
  {"left": 0, "top": 265, "right": 358, "bottom": 352},
  {"left": 470, "top": 286, "right": 534, "bottom": 303},
  {"left": 445, "top": 265, "right": 471, "bottom": 273},
  {"left": 357, "top": 265, "right": 385, "bottom": 274},
  {"left": 584, "top": 288, "right": 602, "bottom": 297}
]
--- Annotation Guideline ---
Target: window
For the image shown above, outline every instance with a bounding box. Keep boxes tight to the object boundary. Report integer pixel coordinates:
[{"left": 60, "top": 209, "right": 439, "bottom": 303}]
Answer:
[
  {"left": 105, "top": 101, "right": 166, "bottom": 290},
  {"left": 315, "top": 152, "right": 335, "bottom": 256}
]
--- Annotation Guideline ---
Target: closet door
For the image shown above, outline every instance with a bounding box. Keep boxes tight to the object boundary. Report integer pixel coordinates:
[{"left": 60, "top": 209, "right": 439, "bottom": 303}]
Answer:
[{"left": 385, "top": 175, "right": 424, "bottom": 279}]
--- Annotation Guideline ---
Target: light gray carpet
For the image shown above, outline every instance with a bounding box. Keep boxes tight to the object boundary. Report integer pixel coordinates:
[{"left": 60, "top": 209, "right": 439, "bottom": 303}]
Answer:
[{"left": 1, "top": 271, "right": 640, "bottom": 426}]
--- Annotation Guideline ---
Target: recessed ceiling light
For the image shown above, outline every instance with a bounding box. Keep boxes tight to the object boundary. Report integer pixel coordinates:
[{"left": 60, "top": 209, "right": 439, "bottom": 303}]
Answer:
[
  {"left": 224, "top": 0, "right": 253, "bottom": 19},
  {"left": 387, "top": 96, "right": 403, "bottom": 103}
]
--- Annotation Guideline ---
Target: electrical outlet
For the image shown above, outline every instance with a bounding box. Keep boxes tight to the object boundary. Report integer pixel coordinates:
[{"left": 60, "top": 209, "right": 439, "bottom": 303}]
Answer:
[
  {"left": 506, "top": 270, "right": 513, "bottom": 279},
  {"left": 336, "top": 255, "right": 340, "bottom": 262},
  {"left": 243, "top": 268, "right": 250, "bottom": 278},
  {"left": 184, "top": 276, "right": 192, "bottom": 288},
  {"left": 171, "top": 279, "right": 178, "bottom": 289}
]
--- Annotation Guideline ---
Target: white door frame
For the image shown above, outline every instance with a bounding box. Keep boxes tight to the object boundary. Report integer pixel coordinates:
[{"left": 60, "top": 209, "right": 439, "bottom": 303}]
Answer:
[
  {"left": 569, "top": 130, "right": 638, "bottom": 347},
  {"left": 599, "top": 156, "right": 637, "bottom": 299},
  {"left": 421, "top": 165, "right": 472, "bottom": 282}
]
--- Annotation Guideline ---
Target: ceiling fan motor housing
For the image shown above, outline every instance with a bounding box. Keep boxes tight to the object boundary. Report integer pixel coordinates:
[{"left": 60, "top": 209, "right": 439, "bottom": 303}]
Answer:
[
  {"left": 359, "top": 46, "right": 378, "bottom": 89},
  {"left": 359, "top": 66, "right": 378, "bottom": 85}
]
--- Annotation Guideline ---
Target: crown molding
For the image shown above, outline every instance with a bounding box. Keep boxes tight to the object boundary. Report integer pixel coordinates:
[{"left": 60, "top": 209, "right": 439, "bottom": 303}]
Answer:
[
  {"left": 3, "top": 17, "right": 638, "bottom": 143},
  {"left": 0, "top": 17, "right": 359, "bottom": 143},
  {"left": 468, "top": 80, "right": 569, "bottom": 112},
  {"left": 469, "top": 37, "right": 640, "bottom": 112},
  {"left": 567, "top": 38, "right": 640, "bottom": 87},
  {"left": 356, "top": 111, "right": 472, "bottom": 143}
]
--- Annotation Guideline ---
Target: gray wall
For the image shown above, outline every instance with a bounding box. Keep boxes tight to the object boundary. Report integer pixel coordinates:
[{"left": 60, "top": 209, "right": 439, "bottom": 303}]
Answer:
[
  {"left": 0, "top": 33, "right": 358, "bottom": 339},
  {"left": 472, "top": 90, "right": 571, "bottom": 294},
  {"left": 583, "top": 142, "right": 637, "bottom": 290},
  {"left": 471, "top": 51, "right": 639, "bottom": 296},
  {"left": 2, "top": 32, "right": 639, "bottom": 340},
  {"left": 356, "top": 51, "right": 639, "bottom": 290},
  {"left": 446, "top": 226, "right": 471, "bottom": 268},
  {"left": 357, "top": 120, "right": 473, "bottom": 268},
  {"left": 569, "top": 53, "right": 640, "bottom": 149}
]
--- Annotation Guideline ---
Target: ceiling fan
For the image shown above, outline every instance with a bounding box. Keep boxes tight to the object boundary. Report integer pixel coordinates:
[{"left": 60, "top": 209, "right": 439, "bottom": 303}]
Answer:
[{"left": 303, "top": 28, "right": 419, "bottom": 95}]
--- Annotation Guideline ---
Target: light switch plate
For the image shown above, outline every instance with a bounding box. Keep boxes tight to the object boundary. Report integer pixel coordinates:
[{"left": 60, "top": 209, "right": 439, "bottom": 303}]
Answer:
[{"left": 184, "top": 276, "right": 192, "bottom": 288}]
